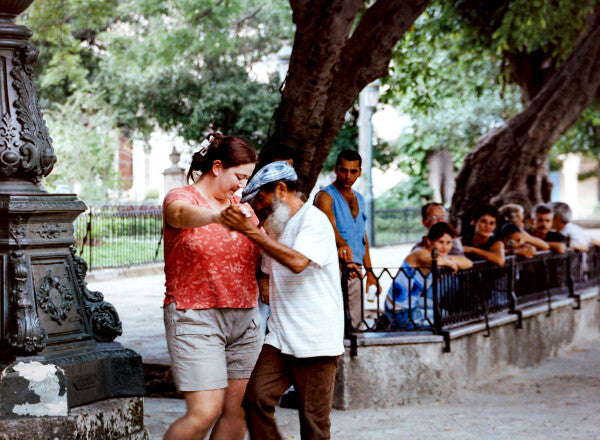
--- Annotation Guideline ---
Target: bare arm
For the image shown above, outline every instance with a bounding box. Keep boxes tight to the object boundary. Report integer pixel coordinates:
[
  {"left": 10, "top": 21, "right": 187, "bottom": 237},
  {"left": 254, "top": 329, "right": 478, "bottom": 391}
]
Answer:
[
  {"left": 220, "top": 207, "right": 310, "bottom": 273},
  {"left": 463, "top": 240, "right": 505, "bottom": 266},
  {"left": 314, "top": 191, "right": 353, "bottom": 261},
  {"left": 363, "top": 234, "right": 380, "bottom": 292},
  {"left": 406, "top": 248, "right": 472, "bottom": 273},
  {"left": 448, "top": 255, "right": 474, "bottom": 270},
  {"left": 521, "top": 231, "right": 550, "bottom": 251},
  {"left": 514, "top": 243, "right": 536, "bottom": 258},
  {"left": 548, "top": 241, "right": 567, "bottom": 253},
  {"left": 571, "top": 243, "right": 589, "bottom": 252},
  {"left": 257, "top": 268, "right": 270, "bottom": 305},
  {"left": 164, "top": 199, "right": 221, "bottom": 229}
]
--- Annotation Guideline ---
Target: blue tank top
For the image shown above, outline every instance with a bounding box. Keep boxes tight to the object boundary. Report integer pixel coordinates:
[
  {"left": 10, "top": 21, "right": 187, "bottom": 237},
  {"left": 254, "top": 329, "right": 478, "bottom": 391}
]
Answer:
[{"left": 323, "top": 184, "right": 367, "bottom": 263}]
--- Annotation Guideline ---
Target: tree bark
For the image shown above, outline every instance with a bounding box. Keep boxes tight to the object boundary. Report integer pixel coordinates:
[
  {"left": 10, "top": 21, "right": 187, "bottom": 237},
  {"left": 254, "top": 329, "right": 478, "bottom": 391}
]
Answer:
[
  {"left": 260, "top": 0, "right": 430, "bottom": 195},
  {"left": 450, "top": 9, "right": 600, "bottom": 229}
]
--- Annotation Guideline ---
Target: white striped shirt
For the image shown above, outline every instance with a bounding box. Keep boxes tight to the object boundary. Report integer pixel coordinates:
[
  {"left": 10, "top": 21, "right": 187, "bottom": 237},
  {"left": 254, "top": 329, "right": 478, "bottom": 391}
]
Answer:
[{"left": 264, "top": 202, "right": 345, "bottom": 357}]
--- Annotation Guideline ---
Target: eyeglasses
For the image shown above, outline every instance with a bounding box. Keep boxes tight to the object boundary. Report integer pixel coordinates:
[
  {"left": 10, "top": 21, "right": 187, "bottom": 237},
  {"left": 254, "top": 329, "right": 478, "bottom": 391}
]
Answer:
[{"left": 427, "top": 215, "right": 447, "bottom": 222}]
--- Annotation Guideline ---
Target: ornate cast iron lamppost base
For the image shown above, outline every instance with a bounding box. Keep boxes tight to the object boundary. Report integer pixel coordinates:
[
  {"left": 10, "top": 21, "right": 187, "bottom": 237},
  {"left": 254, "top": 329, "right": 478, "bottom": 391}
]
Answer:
[{"left": 0, "top": 0, "right": 145, "bottom": 416}]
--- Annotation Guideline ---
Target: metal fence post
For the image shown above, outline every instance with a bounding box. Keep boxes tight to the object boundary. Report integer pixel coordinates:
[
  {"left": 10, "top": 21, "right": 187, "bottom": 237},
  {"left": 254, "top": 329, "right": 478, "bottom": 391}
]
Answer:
[
  {"left": 88, "top": 211, "right": 93, "bottom": 271},
  {"left": 431, "top": 248, "right": 450, "bottom": 351},
  {"left": 507, "top": 255, "right": 522, "bottom": 328}
]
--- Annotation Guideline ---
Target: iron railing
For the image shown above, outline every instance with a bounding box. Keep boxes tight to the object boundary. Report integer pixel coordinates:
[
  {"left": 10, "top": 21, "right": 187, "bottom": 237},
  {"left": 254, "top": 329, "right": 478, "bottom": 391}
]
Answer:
[
  {"left": 71, "top": 205, "right": 422, "bottom": 271},
  {"left": 75, "top": 205, "right": 163, "bottom": 271},
  {"left": 342, "top": 246, "right": 600, "bottom": 355},
  {"left": 374, "top": 208, "right": 422, "bottom": 246}
]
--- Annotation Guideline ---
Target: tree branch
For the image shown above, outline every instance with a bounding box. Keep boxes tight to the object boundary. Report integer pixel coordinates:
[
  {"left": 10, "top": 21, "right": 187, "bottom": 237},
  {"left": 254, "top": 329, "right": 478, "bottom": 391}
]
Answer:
[
  {"left": 328, "top": 0, "right": 431, "bottom": 113},
  {"left": 450, "top": 7, "right": 600, "bottom": 226},
  {"left": 194, "top": 0, "right": 225, "bottom": 21},
  {"left": 236, "top": 6, "right": 263, "bottom": 27}
]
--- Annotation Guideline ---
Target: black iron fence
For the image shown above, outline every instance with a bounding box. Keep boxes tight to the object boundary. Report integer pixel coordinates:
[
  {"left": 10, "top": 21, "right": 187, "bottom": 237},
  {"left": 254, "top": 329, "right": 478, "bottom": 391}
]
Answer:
[
  {"left": 374, "top": 208, "right": 422, "bottom": 246},
  {"left": 342, "top": 246, "right": 600, "bottom": 355},
  {"left": 75, "top": 205, "right": 163, "bottom": 271},
  {"left": 72, "top": 205, "right": 422, "bottom": 271}
]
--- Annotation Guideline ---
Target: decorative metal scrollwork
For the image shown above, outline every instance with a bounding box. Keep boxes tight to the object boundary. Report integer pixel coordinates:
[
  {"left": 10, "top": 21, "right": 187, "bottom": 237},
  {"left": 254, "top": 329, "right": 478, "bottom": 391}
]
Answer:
[
  {"left": 2, "top": 41, "right": 56, "bottom": 183},
  {"left": 9, "top": 215, "right": 27, "bottom": 247},
  {"left": 69, "top": 246, "right": 122, "bottom": 342},
  {"left": 8, "top": 250, "right": 47, "bottom": 354},
  {"left": 37, "top": 270, "right": 74, "bottom": 324},
  {"left": 32, "top": 222, "right": 70, "bottom": 239}
]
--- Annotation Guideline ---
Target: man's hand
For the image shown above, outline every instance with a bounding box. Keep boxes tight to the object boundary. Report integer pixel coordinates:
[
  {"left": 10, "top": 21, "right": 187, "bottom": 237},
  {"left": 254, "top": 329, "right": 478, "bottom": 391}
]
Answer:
[
  {"left": 338, "top": 245, "right": 354, "bottom": 262},
  {"left": 462, "top": 245, "right": 476, "bottom": 254},
  {"left": 345, "top": 262, "right": 362, "bottom": 280},
  {"left": 365, "top": 270, "right": 381, "bottom": 295},
  {"left": 220, "top": 206, "right": 256, "bottom": 234},
  {"left": 258, "top": 275, "right": 269, "bottom": 305}
]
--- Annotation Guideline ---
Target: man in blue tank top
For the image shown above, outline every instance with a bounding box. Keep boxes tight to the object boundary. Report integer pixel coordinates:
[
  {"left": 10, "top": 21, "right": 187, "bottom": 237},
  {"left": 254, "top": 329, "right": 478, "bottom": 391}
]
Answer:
[{"left": 314, "top": 150, "right": 379, "bottom": 329}]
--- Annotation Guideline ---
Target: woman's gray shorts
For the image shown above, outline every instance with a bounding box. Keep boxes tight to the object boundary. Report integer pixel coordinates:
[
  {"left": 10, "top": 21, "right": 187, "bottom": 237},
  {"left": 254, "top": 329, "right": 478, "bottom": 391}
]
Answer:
[{"left": 163, "top": 303, "right": 263, "bottom": 392}]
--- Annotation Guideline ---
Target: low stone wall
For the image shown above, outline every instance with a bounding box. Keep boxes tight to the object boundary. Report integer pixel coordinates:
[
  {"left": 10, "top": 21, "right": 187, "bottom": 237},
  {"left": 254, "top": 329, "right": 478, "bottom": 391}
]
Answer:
[
  {"left": 0, "top": 397, "right": 148, "bottom": 440},
  {"left": 334, "top": 287, "right": 600, "bottom": 409}
]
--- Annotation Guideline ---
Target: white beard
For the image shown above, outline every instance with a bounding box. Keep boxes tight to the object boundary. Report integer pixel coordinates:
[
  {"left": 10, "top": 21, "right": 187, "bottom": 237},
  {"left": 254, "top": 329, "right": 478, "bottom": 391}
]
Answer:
[{"left": 263, "top": 196, "right": 291, "bottom": 236}]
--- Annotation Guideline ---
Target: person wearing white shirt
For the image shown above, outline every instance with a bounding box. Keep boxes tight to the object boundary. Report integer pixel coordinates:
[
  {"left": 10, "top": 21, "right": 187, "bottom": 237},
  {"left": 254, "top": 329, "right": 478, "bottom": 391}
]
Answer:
[
  {"left": 551, "top": 202, "right": 590, "bottom": 252},
  {"left": 220, "top": 161, "right": 344, "bottom": 440}
]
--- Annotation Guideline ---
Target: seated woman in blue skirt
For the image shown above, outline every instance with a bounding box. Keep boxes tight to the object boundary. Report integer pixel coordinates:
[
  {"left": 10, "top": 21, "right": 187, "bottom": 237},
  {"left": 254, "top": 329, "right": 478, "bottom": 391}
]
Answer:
[{"left": 384, "top": 222, "right": 473, "bottom": 329}]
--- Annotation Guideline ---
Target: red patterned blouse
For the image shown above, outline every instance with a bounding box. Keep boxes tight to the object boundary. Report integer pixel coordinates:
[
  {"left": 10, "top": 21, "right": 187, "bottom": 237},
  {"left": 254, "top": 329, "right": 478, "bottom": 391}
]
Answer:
[{"left": 162, "top": 185, "right": 260, "bottom": 309}]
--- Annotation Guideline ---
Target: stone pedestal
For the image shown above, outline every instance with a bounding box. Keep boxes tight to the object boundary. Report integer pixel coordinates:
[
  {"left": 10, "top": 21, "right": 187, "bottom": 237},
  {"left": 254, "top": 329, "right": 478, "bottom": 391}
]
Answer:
[
  {"left": 0, "top": 397, "right": 148, "bottom": 440},
  {"left": 163, "top": 147, "right": 185, "bottom": 194},
  {"left": 0, "top": 2, "right": 146, "bottom": 432},
  {"left": 0, "top": 194, "right": 145, "bottom": 407}
]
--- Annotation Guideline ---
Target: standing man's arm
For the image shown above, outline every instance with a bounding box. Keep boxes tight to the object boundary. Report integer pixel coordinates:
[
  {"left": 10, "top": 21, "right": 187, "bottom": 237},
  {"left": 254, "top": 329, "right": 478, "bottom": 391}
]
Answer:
[
  {"left": 220, "top": 207, "right": 310, "bottom": 273},
  {"left": 362, "top": 234, "right": 380, "bottom": 293},
  {"left": 314, "top": 191, "right": 354, "bottom": 262}
]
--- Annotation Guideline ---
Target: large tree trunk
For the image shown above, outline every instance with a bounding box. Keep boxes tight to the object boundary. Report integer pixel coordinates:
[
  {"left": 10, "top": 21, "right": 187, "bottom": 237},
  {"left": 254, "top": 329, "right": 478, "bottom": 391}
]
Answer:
[
  {"left": 450, "top": 9, "right": 600, "bottom": 229},
  {"left": 260, "top": 0, "right": 430, "bottom": 195}
]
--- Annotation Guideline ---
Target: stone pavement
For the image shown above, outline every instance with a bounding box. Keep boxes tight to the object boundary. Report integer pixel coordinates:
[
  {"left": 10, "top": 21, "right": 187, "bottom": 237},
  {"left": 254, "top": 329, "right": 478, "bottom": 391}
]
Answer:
[
  {"left": 87, "top": 241, "right": 600, "bottom": 439},
  {"left": 142, "top": 341, "right": 600, "bottom": 439},
  {"left": 86, "top": 243, "right": 415, "bottom": 365}
]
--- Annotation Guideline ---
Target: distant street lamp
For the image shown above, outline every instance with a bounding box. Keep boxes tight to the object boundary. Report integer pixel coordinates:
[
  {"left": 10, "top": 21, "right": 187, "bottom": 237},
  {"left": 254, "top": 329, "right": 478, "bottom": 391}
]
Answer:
[
  {"left": 358, "top": 80, "right": 380, "bottom": 244},
  {"left": 276, "top": 44, "right": 292, "bottom": 85}
]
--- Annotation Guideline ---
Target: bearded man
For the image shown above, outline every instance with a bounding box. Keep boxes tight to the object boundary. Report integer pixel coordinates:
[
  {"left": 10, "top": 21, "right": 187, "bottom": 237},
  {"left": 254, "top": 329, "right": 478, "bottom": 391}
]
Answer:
[{"left": 220, "top": 161, "right": 344, "bottom": 440}]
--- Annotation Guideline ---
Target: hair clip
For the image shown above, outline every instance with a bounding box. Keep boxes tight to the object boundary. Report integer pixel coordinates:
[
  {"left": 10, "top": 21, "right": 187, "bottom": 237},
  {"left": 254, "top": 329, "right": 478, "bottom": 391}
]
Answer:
[{"left": 198, "top": 139, "right": 211, "bottom": 156}]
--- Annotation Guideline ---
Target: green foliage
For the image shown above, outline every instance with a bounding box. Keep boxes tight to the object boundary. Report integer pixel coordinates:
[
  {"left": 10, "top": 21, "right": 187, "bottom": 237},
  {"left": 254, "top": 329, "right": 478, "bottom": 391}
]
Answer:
[
  {"left": 19, "top": 0, "right": 118, "bottom": 105},
  {"left": 376, "top": 177, "right": 433, "bottom": 209},
  {"left": 322, "top": 105, "right": 394, "bottom": 174},
  {"left": 44, "top": 90, "right": 121, "bottom": 202},
  {"left": 18, "top": 0, "right": 293, "bottom": 196},
  {"left": 451, "top": 0, "right": 598, "bottom": 61},
  {"left": 554, "top": 105, "right": 600, "bottom": 159},
  {"left": 382, "top": 2, "right": 523, "bottom": 208},
  {"left": 98, "top": 61, "right": 281, "bottom": 149},
  {"left": 374, "top": 207, "right": 423, "bottom": 246},
  {"left": 94, "top": 0, "right": 293, "bottom": 147}
]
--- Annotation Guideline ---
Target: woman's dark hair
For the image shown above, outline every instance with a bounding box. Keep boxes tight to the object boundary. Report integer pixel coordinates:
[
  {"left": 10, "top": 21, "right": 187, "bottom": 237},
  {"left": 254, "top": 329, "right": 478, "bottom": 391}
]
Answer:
[
  {"left": 498, "top": 222, "right": 521, "bottom": 239},
  {"left": 427, "top": 222, "right": 457, "bottom": 242},
  {"left": 472, "top": 204, "right": 499, "bottom": 222},
  {"left": 187, "top": 133, "right": 257, "bottom": 183}
]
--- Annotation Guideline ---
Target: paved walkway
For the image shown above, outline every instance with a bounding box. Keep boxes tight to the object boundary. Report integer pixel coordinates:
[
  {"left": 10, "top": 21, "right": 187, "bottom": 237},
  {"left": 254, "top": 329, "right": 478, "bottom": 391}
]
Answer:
[
  {"left": 87, "top": 240, "right": 600, "bottom": 439},
  {"left": 87, "top": 243, "right": 415, "bottom": 365},
  {"left": 143, "top": 340, "right": 600, "bottom": 439}
]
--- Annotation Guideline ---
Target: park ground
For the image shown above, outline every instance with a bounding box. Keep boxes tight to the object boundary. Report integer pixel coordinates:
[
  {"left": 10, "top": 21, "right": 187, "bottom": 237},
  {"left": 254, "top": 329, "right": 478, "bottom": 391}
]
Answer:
[{"left": 87, "top": 242, "right": 600, "bottom": 439}]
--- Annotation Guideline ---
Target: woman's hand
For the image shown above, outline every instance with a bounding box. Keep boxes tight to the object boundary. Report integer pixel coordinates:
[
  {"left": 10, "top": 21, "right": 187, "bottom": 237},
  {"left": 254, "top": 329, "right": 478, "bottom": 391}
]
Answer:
[
  {"left": 220, "top": 205, "right": 256, "bottom": 234},
  {"left": 439, "top": 256, "right": 458, "bottom": 273}
]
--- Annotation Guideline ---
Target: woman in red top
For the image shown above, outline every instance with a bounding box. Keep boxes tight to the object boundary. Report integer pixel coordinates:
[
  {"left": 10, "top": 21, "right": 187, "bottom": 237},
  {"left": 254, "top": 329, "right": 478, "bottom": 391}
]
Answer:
[{"left": 162, "top": 133, "right": 262, "bottom": 440}]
